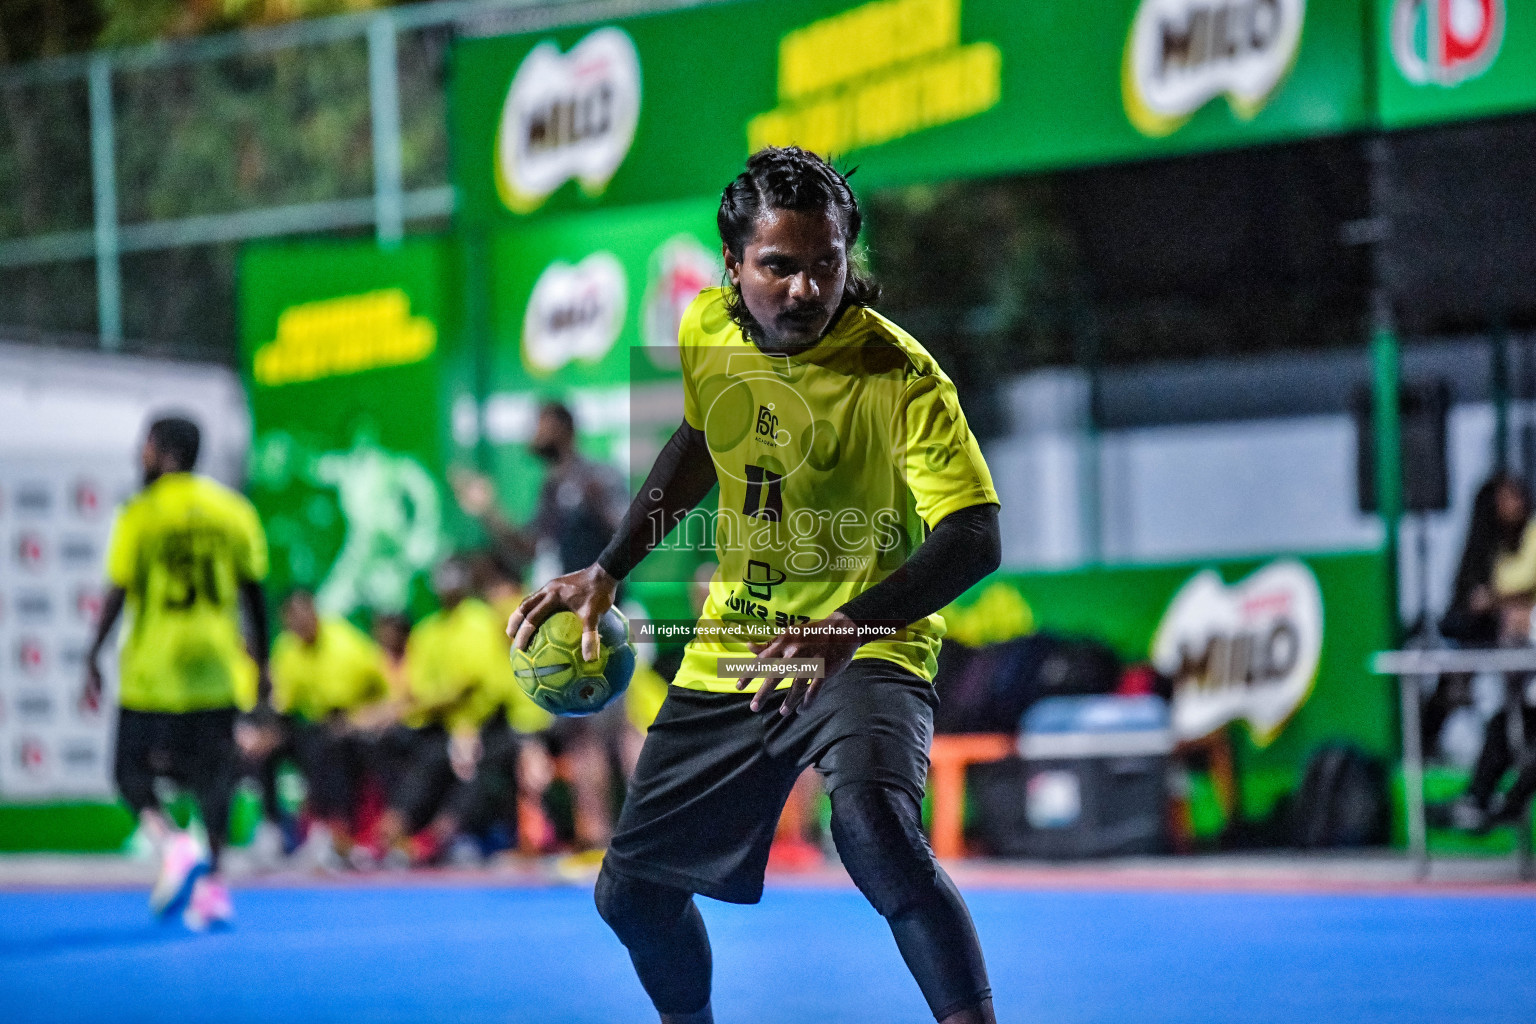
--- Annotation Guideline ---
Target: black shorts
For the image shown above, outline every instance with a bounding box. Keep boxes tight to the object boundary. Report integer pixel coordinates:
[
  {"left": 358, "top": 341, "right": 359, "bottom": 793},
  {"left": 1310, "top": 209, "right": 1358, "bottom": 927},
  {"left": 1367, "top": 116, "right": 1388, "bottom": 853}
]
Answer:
[
  {"left": 604, "top": 657, "right": 936, "bottom": 905},
  {"left": 387, "top": 725, "right": 458, "bottom": 832},
  {"left": 114, "top": 707, "right": 239, "bottom": 813}
]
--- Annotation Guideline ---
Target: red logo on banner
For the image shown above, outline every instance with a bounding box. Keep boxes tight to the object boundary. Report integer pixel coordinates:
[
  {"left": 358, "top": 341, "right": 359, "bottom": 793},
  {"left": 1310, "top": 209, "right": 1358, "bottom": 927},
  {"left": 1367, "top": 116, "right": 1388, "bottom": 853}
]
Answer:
[
  {"left": 1393, "top": 0, "right": 1504, "bottom": 85},
  {"left": 17, "top": 639, "right": 45, "bottom": 675},
  {"left": 74, "top": 479, "right": 102, "bottom": 517},
  {"left": 18, "top": 737, "right": 47, "bottom": 775},
  {"left": 16, "top": 532, "right": 45, "bottom": 571}
]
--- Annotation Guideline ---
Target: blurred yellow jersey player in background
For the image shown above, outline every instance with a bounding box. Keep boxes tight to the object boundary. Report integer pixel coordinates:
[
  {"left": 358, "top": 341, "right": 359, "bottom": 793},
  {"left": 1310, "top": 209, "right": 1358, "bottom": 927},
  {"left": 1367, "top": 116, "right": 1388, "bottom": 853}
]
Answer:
[
  {"left": 85, "top": 415, "right": 271, "bottom": 931},
  {"left": 264, "top": 590, "right": 393, "bottom": 863},
  {"left": 368, "top": 557, "right": 550, "bottom": 865}
]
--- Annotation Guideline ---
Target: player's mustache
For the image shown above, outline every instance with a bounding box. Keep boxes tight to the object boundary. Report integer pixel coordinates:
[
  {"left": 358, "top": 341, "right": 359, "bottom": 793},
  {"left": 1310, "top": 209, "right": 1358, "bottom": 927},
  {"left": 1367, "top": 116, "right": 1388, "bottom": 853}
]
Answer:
[{"left": 779, "top": 303, "right": 825, "bottom": 323}]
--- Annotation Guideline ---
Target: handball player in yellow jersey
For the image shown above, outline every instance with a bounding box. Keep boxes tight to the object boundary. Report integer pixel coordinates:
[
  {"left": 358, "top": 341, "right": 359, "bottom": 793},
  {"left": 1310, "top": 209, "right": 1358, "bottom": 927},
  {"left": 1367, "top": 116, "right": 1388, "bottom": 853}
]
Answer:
[
  {"left": 83, "top": 416, "right": 271, "bottom": 930},
  {"left": 508, "top": 148, "right": 1001, "bottom": 1024}
]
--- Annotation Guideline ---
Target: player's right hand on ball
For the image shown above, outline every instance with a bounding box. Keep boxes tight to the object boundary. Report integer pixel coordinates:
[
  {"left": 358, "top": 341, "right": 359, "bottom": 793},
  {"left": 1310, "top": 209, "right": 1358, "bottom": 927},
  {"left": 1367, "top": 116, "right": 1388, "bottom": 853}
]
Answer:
[{"left": 507, "top": 563, "right": 619, "bottom": 662}]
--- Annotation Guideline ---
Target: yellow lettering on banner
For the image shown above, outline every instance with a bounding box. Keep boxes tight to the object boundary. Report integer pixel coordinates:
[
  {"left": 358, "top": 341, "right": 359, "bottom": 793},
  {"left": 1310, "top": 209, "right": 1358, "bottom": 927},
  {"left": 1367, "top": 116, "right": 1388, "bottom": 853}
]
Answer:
[
  {"left": 780, "top": 0, "right": 959, "bottom": 101},
  {"left": 751, "top": 0, "right": 997, "bottom": 156},
  {"left": 749, "top": 40, "right": 1001, "bottom": 157},
  {"left": 253, "top": 288, "right": 437, "bottom": 387}
]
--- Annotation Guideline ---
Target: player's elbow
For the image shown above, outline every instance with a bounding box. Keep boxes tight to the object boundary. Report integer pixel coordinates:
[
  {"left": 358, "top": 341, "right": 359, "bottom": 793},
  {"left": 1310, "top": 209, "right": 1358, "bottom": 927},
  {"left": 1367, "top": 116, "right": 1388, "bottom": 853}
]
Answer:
[
  {"left": 979, "top": 522, "right": 1001, "bottom": 580},
  {"left": 962, "top": 503, "right": 1002, "bottom": 583}
]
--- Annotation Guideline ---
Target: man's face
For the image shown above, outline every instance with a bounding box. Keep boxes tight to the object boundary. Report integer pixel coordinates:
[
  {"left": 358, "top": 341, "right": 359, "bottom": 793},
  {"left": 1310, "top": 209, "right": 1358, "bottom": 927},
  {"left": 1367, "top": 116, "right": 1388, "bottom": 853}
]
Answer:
[
  {"left": 531, "top": 410, "right": 571, "bottom": 462},
  {"left": 725, "top": 206, "right": 848, "bottom": 353}
]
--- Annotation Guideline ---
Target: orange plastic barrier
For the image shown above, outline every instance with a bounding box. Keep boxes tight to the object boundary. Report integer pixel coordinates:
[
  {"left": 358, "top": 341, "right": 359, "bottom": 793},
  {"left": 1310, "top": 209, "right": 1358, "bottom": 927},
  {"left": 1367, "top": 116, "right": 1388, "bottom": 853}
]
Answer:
[{"left": 927, "top": 733, "right": 1015, "bottom": 859}]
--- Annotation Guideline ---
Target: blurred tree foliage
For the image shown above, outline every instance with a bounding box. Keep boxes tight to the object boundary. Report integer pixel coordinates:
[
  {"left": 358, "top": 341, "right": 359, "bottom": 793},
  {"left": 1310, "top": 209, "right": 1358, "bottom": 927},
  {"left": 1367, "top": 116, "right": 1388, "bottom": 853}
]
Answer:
[
  {"left": 0, "top": 0, "right": 447, "bottom": 359},
  {"left": 0, "top": 1, "right": 103, "bottom": 64}
]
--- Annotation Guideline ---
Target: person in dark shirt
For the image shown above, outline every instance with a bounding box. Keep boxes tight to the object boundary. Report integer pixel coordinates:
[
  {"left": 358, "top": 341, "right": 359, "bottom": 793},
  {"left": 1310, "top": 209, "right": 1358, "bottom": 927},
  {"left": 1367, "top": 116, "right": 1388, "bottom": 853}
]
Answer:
[
  {"left": 452, "top": 401, "right": 629, "bottom": 850},
  {"left": 453, "top": 401, "right": 625, "bottom": 579}
]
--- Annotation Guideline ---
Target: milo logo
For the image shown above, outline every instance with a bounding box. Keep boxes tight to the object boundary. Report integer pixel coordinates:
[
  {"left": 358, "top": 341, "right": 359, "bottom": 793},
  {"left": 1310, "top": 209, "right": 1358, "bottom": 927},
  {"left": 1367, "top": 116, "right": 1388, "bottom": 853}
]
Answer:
[
  {"left": 522, "top": 253, "right": 628, "bottom": 375},
  {"left": 1152, "top": 559, "right": 1323, "bottom": 746},
  {"left": 496, "top": 27, "right": 642, "bottom": 214},
  {"left": 1122, "top": 0, "right": 1305, "bottom": 137},
  {"left": 1393, "top": 0, "right": 1504, "bottom": 86}
]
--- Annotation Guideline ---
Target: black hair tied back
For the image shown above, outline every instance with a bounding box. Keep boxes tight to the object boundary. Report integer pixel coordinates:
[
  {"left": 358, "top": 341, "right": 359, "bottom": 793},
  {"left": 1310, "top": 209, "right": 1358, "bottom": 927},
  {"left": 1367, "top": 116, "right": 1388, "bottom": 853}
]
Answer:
[{"left": 717, "top": 146, "right": 880, "bottom": 340}]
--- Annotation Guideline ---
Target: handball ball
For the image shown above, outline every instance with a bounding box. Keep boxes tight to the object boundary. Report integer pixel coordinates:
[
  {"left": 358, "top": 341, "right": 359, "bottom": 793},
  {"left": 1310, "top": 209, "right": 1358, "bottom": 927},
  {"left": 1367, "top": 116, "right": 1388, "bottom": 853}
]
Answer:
[{"left": 511, "top": 607, "right": 635, "bottom": 717}]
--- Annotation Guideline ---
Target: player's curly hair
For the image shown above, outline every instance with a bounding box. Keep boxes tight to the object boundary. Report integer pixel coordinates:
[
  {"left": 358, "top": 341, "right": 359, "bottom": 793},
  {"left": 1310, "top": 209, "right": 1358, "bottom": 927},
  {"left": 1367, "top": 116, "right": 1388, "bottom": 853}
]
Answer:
[{"left": 718, "top": 147, "right": 880, "bottom": 342}]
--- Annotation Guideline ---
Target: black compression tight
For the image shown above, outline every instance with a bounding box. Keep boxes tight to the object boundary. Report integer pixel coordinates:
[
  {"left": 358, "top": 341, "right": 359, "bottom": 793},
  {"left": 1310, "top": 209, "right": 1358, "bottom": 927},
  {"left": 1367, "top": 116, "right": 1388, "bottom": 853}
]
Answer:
[
  {"left": 594, "top": 782, "right": 990, "bottom": 1021},
  {"left": 830, "top": 782, "right": 992, "bottom": 1020},
  {"left": 594, "top": 864, "right": 713, "bottom": 1015}
]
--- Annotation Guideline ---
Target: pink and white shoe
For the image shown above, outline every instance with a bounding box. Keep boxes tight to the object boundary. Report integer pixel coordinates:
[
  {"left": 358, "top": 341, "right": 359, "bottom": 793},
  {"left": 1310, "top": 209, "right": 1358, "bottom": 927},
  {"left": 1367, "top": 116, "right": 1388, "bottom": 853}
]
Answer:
[
  {"left": 182, "top": 876, "right": 234, "bottom": 932},
  {"left": 149, "top": 831, "right": 207, "bottom": 918}
]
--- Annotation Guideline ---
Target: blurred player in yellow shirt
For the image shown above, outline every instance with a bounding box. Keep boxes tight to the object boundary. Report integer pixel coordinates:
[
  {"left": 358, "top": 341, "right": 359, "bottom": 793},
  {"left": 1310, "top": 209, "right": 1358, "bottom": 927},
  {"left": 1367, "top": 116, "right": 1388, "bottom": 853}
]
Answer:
[
  {"left": 83, "top": 415, "right": 270, "bottom": 930},
  {"left": 367, "top": 557, "right": 549, "bottom": 865},
  {"left": 267, "top": 590, "right": 390, "bottom": 864}
]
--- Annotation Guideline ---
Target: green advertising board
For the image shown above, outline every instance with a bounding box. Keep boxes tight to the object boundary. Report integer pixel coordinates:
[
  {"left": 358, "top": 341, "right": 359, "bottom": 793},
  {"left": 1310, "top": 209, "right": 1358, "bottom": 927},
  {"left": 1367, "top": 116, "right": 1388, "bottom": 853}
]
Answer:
[
  {"left": 945, "top": 550, "right": 1398, "bottom": 820},
  {"left": 450, "top": 0, "right": 1370, "bottom": 224},
  {"left": 1375, "top": 0, "right": 1536, "bottom": 126},
  {"left": 476, "top": 197, "right": 720, "bottom": 618},
  {"left": 238, "top": 237, "right": 463, "bottom": 620}
]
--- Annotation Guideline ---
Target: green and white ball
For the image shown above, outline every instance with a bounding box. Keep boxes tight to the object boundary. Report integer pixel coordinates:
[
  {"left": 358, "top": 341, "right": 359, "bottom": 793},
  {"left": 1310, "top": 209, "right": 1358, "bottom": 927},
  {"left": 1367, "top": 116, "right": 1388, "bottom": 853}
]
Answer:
[{"left": 511, "top": 607, "right": 635, "bottom": 717}]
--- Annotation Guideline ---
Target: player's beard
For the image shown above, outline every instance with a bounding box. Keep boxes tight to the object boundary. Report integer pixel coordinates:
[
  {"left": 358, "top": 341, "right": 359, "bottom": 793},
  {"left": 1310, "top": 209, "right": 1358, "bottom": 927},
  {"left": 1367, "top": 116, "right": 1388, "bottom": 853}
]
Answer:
[
  {"left": 142, "top": 465, "right": 162, "bottom": 487},
  {"left": 745, "top": 300, "right": 848, "bottom": 357}
]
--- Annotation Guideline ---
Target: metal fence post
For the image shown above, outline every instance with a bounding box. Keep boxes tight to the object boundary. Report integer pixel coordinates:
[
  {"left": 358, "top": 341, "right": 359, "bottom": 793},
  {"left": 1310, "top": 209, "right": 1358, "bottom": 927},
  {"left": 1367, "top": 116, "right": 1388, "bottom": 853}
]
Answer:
[
  {"left": 87, "top": 54, "right": 123, "bottom": 349},
  {"left": 368, "top": 13, "right": 405, "bottom": 248}
]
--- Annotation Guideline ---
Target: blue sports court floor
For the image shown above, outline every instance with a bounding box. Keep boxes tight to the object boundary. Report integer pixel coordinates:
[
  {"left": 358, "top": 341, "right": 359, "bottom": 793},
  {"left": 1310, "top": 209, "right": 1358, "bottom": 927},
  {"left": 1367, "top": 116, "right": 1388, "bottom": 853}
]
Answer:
[{"left": 2, "top": 876, "right": 1534, "bottom": 1023}]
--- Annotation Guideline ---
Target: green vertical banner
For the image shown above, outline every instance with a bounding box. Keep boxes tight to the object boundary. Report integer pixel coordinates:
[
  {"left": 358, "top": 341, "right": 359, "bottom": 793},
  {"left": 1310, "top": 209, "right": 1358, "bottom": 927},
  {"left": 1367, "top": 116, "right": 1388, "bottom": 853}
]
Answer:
[
  {"left": 449, "top": 0, "right": 1371, "bottom": 226},
  {"left": 1376, "top": 0, "right": 1536, "bottom": 126},
  {"left": 239, "top": 238, "right": 460, "bottom": 620}
]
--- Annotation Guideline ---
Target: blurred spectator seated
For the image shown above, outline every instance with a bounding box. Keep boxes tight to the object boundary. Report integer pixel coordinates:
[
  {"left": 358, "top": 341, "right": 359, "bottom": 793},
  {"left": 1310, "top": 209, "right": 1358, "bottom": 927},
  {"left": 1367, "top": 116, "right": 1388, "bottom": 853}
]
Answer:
[
  {"left": 366, "top": 557, "right": 519, "bottom": 867},
  {"left": 266, "top": 590, "right": 390, "bottom": 868},
  {"left": 1431, "top": 473, "right": 1536, "bottom": 831},
  {"left": 425, "top": 637, "right": 553, "bottom": 866}
]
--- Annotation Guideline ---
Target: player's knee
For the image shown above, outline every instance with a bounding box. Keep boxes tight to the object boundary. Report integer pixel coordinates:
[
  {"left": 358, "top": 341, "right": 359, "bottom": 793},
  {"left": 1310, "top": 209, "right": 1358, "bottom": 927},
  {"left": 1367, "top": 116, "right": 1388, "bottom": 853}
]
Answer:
[
  {"left": 594, "top": 863, "right": 691, "bottom": 946},
  {"left": 114, "top": 760, "right": 155, "bottom": 813},
  {"left": 830, "top": 782, "right": 940, "bottom": 920}
]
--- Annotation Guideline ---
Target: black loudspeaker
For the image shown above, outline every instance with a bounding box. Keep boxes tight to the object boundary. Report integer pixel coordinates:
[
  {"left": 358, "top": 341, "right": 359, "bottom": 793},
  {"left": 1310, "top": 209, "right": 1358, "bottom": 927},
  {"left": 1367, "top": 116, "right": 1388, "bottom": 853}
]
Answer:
[{"left": 1354, "top": 380, "right": 1450, "bottom": 514}]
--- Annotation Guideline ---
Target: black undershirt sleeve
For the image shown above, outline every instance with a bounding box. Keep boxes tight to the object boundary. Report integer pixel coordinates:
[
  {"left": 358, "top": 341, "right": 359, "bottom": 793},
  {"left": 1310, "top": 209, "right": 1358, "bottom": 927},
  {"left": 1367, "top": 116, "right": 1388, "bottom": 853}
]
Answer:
[
  {"left": 597, "top": 421, "right": 718, "bottom": 581},
  {"left": 838, "top": 503, "right": 1001, "bottom": 632}
]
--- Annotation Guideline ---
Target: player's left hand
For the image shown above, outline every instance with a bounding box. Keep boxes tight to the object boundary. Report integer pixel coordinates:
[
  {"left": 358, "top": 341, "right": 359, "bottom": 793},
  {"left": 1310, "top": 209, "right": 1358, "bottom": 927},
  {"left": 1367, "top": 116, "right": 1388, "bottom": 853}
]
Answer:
[
  {"left": 80, "top": 662, "right": 104, "bottom": 715},
  {"left": 235, "top": 716, "right": 282, "bottom": 760},
  {"left": 449, "top": 730, "right": 483, "bottom": 783},
  {"left": 741, "top": 611, "right": 861, "bottom": 717}
]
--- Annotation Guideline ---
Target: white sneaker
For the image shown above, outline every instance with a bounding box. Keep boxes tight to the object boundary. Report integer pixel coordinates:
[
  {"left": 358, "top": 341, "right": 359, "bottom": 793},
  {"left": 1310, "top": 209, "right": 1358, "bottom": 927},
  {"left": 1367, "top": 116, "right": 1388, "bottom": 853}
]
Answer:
[
  {"left": 296, "top": 823, "right": 345, "bottom": 873},
  {"left": 249, "top": 821, "right": 287, "bottom": 871},
  {"left": 446, "top": 836, "right": 484, "bottom": 868},
  {"left": 182, "top": 876, "right": 234, "bottom": 932},
  {"left": 150, "top": 831, "right": 207, "bottom": 917}
]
